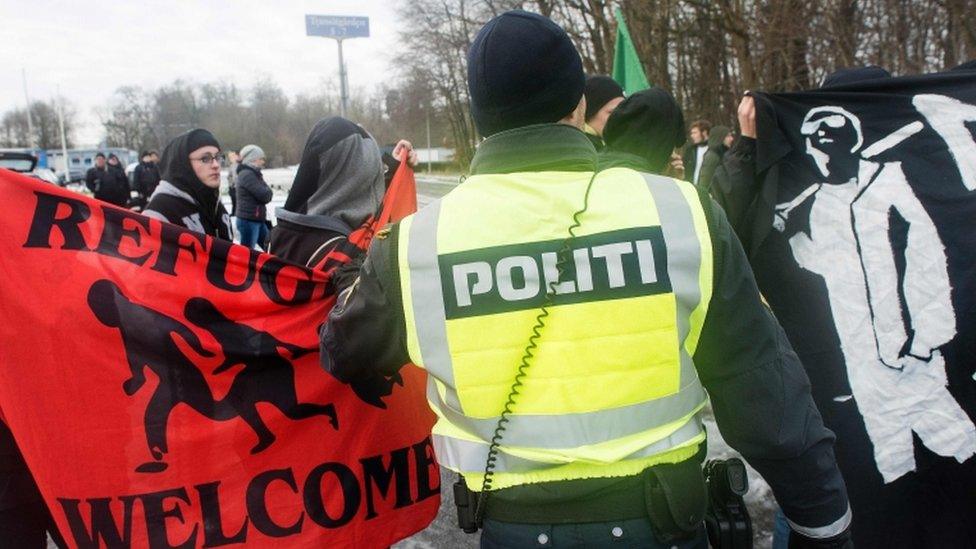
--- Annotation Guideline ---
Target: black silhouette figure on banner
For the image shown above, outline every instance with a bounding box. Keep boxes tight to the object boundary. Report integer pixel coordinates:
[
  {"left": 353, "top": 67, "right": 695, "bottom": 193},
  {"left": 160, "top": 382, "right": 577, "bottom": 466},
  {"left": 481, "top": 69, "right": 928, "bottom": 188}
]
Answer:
[
  {"left": 87, "top": 280, "right": 338, "bottom": 473},
  {"left": 184, "top": 297, "right": 338, "bottom": 454}
]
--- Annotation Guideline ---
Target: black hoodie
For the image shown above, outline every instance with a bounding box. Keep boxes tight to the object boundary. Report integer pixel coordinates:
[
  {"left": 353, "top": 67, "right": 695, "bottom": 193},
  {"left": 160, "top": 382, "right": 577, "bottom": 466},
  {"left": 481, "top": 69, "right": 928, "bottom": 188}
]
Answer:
[
  {"left": 85, "top": 158, "right": 130, "bottom": 207},
  {"left": 599, "top": 87, "right": 686, "bottom": 174},
  {"left": 270, "top": 117, "right": 385, "bottom": 268},
  {"left": 144, "top": 129, "right": 231, "bottom": 240}
]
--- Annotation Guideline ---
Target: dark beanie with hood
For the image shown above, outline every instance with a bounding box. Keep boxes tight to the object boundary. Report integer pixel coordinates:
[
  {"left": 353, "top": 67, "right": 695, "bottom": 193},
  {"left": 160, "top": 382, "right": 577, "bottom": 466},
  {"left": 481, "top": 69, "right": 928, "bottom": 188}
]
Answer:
[
  {"left": 145, "top": 128, "right": 229, "bottom": 239},
  {"left": 270, "top": 117, "right": 386, "bottom": 267},
  {"left": 159, "top": 128, "right": 221, "bottom": 216},
  {"left": 601, "top": 88, "right": 686, "bottom": 174},
  {"left": 820, "top": 65, "right": 891, "bottom": 88},
  {"left": 467, "top": 10, "right": 585, "bottom": 137},
  {"left": 282, "top": 117, "right": 384, "bottom": 231}
]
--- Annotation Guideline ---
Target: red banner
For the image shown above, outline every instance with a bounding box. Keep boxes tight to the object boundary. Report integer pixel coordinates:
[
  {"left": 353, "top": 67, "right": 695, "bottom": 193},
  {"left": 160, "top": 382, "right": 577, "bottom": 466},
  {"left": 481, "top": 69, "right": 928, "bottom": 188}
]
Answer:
[{"left": 0, "top": 169, "right": 438, "bottom": 548}]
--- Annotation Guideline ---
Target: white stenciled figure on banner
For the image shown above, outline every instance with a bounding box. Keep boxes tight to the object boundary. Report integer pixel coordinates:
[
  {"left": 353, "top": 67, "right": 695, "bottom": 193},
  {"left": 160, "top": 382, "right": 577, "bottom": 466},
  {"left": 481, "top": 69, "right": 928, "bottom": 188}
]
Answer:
[{"left": 773, "top": 105, "right": 976, "bottom": 483}]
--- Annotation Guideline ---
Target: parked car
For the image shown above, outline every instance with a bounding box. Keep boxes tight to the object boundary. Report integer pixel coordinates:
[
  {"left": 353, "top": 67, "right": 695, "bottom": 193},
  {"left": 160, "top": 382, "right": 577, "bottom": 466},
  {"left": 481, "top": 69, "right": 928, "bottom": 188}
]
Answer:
[{"left": 0, "top": 151, "right": 60, "bottom": 185}]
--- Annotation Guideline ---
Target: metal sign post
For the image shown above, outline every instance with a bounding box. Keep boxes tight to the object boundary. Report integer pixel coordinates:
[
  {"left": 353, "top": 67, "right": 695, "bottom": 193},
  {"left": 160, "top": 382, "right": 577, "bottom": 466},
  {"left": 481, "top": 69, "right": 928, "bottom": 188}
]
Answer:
[
  {"left": 337, "top": 38, "right": 348, "bottom": 117},
  {"left": 305, "top": 15, "right": 369, "bottom": 119},
  {"left": 56, "top": 86, "right": 69, "bottom": 183}
]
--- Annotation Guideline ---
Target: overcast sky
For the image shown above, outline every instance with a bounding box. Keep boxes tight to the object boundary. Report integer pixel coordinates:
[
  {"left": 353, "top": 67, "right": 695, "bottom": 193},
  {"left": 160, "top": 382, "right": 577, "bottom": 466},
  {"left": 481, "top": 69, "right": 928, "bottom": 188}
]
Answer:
[{"left": 0, "top": 0, "right": 399, "bottom": 145}]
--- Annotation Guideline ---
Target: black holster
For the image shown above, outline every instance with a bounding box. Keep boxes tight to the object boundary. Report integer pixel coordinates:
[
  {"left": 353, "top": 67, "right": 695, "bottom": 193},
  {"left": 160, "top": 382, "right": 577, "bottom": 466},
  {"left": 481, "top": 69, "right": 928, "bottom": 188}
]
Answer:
[
  {"left": 643, "top": 459, "right": 709, "bottom": 544},
  {"left": 704, "top": 458, "right": 753, "bottom": 549},
  {"left": 454, "top": 477, "right": 481, "bottom": 533}
]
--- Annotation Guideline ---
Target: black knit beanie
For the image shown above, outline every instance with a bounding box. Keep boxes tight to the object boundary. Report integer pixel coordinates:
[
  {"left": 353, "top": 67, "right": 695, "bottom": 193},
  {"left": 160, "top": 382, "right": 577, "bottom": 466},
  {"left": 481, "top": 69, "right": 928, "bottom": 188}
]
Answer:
[
  {"left": 467, "top": 10, "right": 585, "bottom": 137},
  {"left": 185, "top": 128, "right": 220, "bottom": 153},
  {"left": 584, "top": 76, "right": 624, "bottom": 121},
  {"left": 603, "top": 88, "right": 686, "bottom": 174}
]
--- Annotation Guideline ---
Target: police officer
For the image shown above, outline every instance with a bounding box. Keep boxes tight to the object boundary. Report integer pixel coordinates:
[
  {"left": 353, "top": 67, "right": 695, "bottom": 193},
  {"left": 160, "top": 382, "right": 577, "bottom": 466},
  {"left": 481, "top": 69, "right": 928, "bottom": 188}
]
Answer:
[{"left": 321, "top": 10, "right": 852, "bottom": 548}]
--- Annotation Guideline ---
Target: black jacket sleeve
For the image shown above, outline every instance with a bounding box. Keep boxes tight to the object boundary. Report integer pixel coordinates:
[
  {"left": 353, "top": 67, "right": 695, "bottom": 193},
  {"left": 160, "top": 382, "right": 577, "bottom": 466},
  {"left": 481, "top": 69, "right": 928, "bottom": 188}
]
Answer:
[
  {"left": 132, "top": 165, "right": 146, "bottom": 195},
  {"left": 710, "top": 136, "right": 758, "bottom": 231},
  {"left": 239, "top": 170, "right": 274, "bottom": 204},
  {"left": 319, "top": 190, "right": 852, "bottom": 539},
  {"left": 320, "top": 229, "right": 410, "bottom": 407},
  {"left": 693, "top": 194, "right": 851, "bottom": 539},
  {"left": 85, "top": 168, "right": 99, "bottom": 193}
]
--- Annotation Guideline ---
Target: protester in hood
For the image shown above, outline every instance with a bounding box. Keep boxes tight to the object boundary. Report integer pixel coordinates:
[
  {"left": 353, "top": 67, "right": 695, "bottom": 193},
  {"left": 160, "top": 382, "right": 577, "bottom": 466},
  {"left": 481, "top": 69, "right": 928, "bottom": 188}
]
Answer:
[
  {"left": 144, "top": 129, "right": 231, "bottom": 240},
  {"left": 235, "top": 145, "right": 273, "bottom": 250},
  {"left": 952, "top": 60, "right": 976, "bottom": 71},
  {"left": 107, "top": 154, "right": 133, "bottom": 208},
  {"left": 269, "top": 117, "right": 388, "bottom": 268},
  {"left": 820, "top": 65, "right": 891, "bottom": 87},
  {"left": 107, "top": 153, "right": 123, "bottom": 171},
  {"left": 697, "top": 125, "right": 731, "bottom": 190},
  {"left": 85, "top": 152, "right": 129, "bottom": 207},
  {"left": 600, "top": 87, "right": 687, "bottom": 176},
  {"left": 131, "top": 150, "right": 161, "bottom": 211},
  {"left": 582, "top": 75, "right": 625, "bottom": 149}
]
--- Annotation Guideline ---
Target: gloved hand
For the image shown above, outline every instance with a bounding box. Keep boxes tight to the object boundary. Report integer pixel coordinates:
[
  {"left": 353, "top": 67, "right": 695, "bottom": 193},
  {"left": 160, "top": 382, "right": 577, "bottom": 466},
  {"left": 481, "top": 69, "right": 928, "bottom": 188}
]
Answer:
[
  {"left": 348, "top": 370, "right": 405, "bottom": 409},
  {"left": 789, "top": 528, "right": 853, "bottom": 549}
]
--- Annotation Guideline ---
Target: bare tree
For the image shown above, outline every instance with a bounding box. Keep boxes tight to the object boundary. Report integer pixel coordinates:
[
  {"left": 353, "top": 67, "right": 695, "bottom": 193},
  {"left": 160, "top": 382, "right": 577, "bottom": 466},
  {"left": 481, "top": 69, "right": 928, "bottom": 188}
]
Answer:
[
  {"left": 1, "top": 99, "right": 77, "bottom": 149},
  {"left": 42, "top": 0, "right": 973, "bottom": 171}
]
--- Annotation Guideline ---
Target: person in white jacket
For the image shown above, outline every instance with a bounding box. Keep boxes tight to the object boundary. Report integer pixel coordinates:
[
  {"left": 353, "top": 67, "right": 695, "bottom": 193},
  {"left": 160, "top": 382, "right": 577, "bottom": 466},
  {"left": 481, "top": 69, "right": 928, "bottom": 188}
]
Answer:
[{"left": 774, "top": 105, "right": 976, "bottom": 483}]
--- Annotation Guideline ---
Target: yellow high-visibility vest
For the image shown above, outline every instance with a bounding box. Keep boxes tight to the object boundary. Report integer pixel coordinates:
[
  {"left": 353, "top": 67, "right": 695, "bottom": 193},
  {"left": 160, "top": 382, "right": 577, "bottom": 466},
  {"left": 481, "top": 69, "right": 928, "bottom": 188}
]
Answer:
[{"left": 398, "top": 167, "right": 713, "bottom": 490}]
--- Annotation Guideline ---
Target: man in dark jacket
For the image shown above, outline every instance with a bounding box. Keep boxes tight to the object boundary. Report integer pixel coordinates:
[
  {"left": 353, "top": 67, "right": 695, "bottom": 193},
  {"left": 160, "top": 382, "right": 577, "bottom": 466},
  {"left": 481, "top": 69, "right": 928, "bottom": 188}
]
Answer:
[
  {"left": 697, "top": 125, "right": 732, "bottom": 191},
  {"left": 131, "top": 150, "right": 160, "bottom": 211},
  {"left": 682, "top": 120, "right": 711, "bottom": 185},
  {"left": 85, "top": 152, "right": 129, "bottom": 207},
  {"left": 320, "top": 10, "right": 852, "bottom": 548},
  {"left": 235, "top": 144, "right": 273, "bottom": 250}
]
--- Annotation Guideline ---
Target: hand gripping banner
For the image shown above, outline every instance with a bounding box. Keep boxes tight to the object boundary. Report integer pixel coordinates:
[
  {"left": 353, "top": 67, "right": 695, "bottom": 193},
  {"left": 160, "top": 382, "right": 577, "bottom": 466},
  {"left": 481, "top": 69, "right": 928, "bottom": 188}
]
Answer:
[
  {"left": 0, "top": 168, "right": 438, "bottom": 548},
  {"left": 729, "top": 70, "right": 976, "bottom": 543}
]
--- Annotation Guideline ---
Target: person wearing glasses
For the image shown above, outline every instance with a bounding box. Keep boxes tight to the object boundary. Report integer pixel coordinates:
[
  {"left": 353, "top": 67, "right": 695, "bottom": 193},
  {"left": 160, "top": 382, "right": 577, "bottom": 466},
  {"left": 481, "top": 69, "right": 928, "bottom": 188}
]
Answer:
[{"left": 144, "top": 129, "right": 232, "bottom": 239}]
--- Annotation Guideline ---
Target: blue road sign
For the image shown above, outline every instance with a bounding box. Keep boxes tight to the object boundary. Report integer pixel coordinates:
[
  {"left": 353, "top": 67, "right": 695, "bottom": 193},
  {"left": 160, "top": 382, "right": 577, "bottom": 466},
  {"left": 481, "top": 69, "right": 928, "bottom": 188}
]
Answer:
[{"left": 305, "top": 15, "right": 370, "bottom": 39}]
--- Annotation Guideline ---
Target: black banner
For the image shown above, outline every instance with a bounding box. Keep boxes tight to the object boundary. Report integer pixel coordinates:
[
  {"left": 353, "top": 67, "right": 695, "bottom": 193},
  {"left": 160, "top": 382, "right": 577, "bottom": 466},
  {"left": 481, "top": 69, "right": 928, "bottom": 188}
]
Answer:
[{"left": 749, "top": 71, "right": 976, "bottom": 546}]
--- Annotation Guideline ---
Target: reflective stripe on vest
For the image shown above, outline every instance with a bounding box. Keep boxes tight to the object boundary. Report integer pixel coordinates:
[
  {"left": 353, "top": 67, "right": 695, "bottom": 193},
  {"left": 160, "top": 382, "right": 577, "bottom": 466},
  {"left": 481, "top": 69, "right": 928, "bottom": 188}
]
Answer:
[{"left": 398, "top": 168, "right": 713, "bottom": 485}]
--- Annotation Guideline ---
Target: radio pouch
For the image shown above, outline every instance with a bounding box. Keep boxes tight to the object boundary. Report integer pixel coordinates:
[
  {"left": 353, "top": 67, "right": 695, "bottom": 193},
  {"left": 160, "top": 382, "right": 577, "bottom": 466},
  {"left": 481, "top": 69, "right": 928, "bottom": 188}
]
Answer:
[{"left": 643, "top": 460, "right": 708, "bottom": 543}]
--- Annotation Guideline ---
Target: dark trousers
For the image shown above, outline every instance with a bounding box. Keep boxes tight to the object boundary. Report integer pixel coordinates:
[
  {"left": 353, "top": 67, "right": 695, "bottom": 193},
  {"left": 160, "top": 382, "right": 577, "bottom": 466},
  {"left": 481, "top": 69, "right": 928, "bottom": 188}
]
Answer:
[
  {"left": 228, "top": 185, "right": 237, "bottom": 217},
  {"left": 237, "top": 218, "right": 269, "bottom": 251},
  {"left": 481, "top": 518, "right": 707, "bottom": 549},
  {"left": 0, "top": 421, "right": 66, "bottom": 549}
]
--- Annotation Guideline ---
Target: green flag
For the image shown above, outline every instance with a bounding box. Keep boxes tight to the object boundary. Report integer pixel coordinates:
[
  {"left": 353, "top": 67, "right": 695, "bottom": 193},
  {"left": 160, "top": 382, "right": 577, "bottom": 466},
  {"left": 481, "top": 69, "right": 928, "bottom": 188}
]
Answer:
[{"left": 612, "top": 8, "right": 650, "bottom": 94}]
